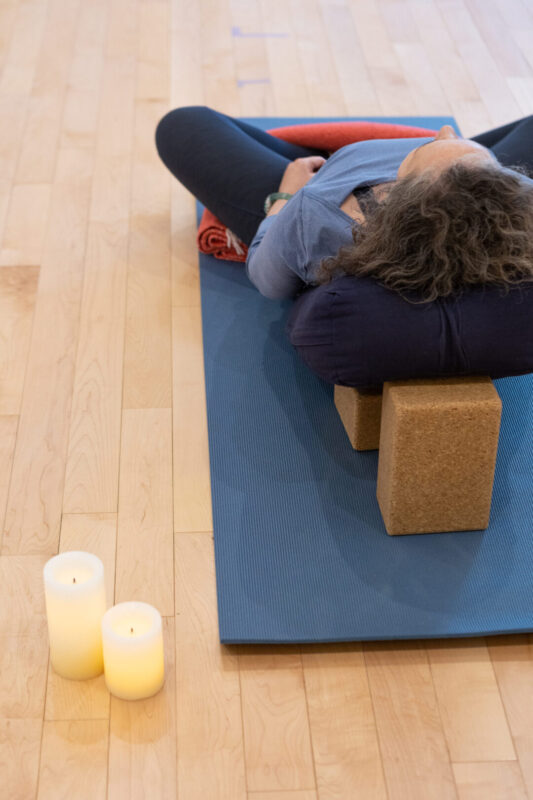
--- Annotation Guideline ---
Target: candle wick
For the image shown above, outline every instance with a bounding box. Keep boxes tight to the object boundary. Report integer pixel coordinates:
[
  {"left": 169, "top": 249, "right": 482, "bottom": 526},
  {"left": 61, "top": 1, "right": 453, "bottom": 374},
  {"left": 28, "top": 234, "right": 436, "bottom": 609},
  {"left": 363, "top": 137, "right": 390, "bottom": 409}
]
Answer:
[
  {"left": 73, "top": 577, "right": 76, "bottom": 584},
  {"left": 130, "top": 627, "right": 134, "bottom": 634}
]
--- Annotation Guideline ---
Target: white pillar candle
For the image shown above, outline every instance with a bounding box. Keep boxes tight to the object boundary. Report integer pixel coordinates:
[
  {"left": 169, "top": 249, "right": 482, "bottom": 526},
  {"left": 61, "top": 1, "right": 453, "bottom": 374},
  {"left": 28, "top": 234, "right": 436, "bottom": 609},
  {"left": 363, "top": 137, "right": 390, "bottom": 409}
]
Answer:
[
  {"left": 43, "top": 551, "right": 106, "bottom": 680},
  {"left": 102, "top": 601, "right": 164, "bottom": 700}
]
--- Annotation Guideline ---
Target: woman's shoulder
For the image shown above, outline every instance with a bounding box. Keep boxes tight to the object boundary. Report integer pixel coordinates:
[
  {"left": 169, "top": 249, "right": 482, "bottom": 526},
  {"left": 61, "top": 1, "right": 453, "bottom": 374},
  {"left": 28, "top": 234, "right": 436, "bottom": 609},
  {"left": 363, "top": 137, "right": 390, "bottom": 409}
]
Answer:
[{"left": 303, "top": 138, "right": 429, "bottom": 198}]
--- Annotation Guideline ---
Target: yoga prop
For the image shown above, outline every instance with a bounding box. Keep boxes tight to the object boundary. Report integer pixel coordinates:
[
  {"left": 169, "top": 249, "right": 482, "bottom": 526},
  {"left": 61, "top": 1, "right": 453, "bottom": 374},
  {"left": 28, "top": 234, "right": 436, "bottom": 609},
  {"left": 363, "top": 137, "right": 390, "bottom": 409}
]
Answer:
[
  {"left": 196, "top": 116, "right": 533, "bottom": 643},
  {"left": 335, "top": 378, "right": 503, "bottom": 535}
]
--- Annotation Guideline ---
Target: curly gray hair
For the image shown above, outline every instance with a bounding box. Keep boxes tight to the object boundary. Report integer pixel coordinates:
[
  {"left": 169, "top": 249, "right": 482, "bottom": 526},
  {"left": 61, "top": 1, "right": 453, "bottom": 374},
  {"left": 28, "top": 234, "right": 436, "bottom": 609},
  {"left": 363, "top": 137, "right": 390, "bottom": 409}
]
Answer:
[{"left": 314, "top": 160, "right": 533, "bottom": 304}]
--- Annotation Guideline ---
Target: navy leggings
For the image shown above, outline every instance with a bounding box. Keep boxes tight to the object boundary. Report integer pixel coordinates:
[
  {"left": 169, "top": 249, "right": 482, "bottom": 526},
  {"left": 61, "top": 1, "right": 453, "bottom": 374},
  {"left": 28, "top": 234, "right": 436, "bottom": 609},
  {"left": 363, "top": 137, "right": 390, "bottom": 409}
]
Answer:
[{"left": 154, "top": 107, "right": 533, "bottom": 247}]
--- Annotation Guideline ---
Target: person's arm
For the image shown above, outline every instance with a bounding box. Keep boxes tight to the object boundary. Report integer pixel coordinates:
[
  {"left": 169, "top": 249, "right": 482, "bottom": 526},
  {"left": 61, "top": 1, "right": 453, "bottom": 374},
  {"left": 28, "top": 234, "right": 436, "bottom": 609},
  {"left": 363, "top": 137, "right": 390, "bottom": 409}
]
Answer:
[
  {"left": 245, "top": 193, "right": 307, "bottom": 300},
  {"left": 265, "top": 197, "right": 290, "bottom": 217},
  {"left": 245, "top": 156, "right": 327, "bottom": 299}
]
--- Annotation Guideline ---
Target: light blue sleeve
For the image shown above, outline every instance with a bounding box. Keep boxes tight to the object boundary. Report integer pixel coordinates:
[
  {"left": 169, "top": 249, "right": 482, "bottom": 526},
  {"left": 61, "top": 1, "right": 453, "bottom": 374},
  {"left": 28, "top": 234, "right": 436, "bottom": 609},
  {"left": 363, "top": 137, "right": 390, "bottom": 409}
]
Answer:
[{"left": 244, "top": 193, "right": 308, "bottom": 300}]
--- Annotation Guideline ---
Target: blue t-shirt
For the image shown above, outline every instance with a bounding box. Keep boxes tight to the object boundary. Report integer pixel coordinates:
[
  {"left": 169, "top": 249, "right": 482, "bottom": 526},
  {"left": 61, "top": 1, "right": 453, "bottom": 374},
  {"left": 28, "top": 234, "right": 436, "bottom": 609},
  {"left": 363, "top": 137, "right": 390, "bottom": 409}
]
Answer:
[{"left": 244, "top": 136, "right": 531, "bottom": 300}]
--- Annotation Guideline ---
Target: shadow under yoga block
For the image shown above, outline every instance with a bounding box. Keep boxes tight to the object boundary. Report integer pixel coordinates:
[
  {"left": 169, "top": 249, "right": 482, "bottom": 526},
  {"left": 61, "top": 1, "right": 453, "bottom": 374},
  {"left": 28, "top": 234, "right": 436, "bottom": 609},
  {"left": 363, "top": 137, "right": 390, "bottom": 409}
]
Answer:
[{"left": 376, "top": 376, "right": 502, "bottom": 535}]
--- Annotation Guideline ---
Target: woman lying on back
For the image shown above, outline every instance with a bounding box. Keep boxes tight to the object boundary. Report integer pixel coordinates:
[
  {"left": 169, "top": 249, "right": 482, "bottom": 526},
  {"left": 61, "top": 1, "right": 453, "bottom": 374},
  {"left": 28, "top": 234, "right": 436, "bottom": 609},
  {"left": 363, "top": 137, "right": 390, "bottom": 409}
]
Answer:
[
  {"left": 246, "top": 124, "right": 533, "bottom": 304},
  {"left": 155, "top": 107, "right": 533, "bottom": 305}
]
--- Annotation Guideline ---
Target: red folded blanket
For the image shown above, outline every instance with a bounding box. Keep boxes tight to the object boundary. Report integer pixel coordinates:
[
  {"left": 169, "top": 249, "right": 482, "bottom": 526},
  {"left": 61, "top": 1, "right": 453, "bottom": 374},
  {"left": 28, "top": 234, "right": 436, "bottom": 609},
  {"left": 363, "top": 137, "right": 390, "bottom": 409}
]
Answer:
[{"left": 196, "top": 120, "right": 439, "bottom": 262}]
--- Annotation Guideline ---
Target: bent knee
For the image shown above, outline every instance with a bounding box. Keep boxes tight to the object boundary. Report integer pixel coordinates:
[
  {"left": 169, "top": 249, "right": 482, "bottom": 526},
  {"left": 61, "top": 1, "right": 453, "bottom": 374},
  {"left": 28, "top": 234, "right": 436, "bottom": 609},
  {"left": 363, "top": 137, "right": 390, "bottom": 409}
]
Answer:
[{"left": 155, "top": 105, "right": 216, "bottom": 162}]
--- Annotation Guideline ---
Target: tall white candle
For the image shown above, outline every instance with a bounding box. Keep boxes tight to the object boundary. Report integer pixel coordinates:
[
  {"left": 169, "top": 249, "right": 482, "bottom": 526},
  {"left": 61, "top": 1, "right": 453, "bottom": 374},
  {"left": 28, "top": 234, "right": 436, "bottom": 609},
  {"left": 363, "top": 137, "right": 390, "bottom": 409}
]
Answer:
[
  {"left": 102, "top": 601, "right": 164, "bottom": 700},
  {"left": 43, "top": 551, "right": 106, "bottom": 680}
]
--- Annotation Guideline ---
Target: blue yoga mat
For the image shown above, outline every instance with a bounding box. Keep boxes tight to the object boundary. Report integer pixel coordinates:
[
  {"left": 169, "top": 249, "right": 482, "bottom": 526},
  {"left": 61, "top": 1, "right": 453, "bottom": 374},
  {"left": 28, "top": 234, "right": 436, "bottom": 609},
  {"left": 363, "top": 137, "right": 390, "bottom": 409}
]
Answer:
[{"left": 197, "top": 116, "right": 533, "bottom": 644}]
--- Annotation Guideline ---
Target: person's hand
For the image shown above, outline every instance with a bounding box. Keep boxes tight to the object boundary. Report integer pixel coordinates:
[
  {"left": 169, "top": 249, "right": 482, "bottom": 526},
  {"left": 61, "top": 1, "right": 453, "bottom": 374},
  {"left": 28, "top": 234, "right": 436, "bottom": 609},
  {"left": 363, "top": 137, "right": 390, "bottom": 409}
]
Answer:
[{"left": 278, "top": 156, "right": 327, "bottom": 194}]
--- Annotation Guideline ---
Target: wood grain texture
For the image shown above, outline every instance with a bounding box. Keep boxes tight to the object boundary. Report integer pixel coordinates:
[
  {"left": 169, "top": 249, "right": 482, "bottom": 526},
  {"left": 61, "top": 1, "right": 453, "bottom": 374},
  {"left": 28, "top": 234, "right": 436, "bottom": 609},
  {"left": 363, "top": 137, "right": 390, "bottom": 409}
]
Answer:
[
  {"left": 452, "top": 761, "right": 528, "bottom": 799},
  {"left": 427, "top": 638, "right": 516, "bottom": 762},
  {"left": 464, "top": 0, "right": 532, "bottom": 78},
  {"left": 238, "top": 645, "right": 315, "bottom": 793},
  {"left": 488, "top": 635, "right": 533, "bottom": 797},
  {"left": 289, "top": 0, "right": 345, "bottom": 117},
  {"left": 0, "top": 629, "right": 49, "bottom": 719},
  {"left": 45, "top": 666, "right": 110, "bottom": 724},
  {"left": 407, "top": 0, "right": 492, "bottom": 136},
  {"left": 115, "top": 408, "right": 174, "bottom": 614},
  {"left": 62, "top": 3, "right": 133, "bottom": 513},
  {"left": 89, "top": 52, "right": 135, "bottom": 221},
  {"left": 172, "top": 307, "right": 213, "bottom": 532},
  {"left": 436, "top": 0, "right": 522, "bottom": 126},
  {"left": 62, "top": 220, "right": 128, "bottom": 513},
  {"left": 496, "top": 0, "right": 533, "bottom": 32},
  {"left": 0, "top": 184, "right": 52, "bottom": 267},
  {"left": 393, "top": 42, "right": 449, "bottom": 114},
  {"left": 175, "top": 533, "right": 246, "bottom": 800},
  {"left": 170, "top": 185, "right": 201, "bottom": 308},
  {"left": 0, "top": 267, "right": 40, "bottom": 415},
  {"left": 0, "top": 94, "right": 29, "bottom": 241},
  {"left": 508, "top": 77, "right": 533, "bottom": 116},
  {"left": 31, "top": 0, "right": 82, "bottom": 99},
  {"left": 61, "top": 89, "right": 101, "bottom": 150},
  {"left": 122, "top": 98, "right": 172, "bottom": 410},
  {"left": 37, "top": 720, "right": 108, "bottom": 800},
  {"left": 0, "top": 415, "right": 19, "bottom": 550},
  {"left": 350, "top": 0, "right": 415, "bottom": 114},
  {"left": 59, "top": 512, "right": 117, "bottom": 607},
  {"left": 106, "top": 0, "right": 139, "bottom": 60},
  {"left": 107, "top": 617, "right": 177, "bottom": 800},
  {"left": 318, "top": 0, "right": 381, "bottom": 116},
  {"left": 0, "top": 4, "right": 18, "bottom": 79},
  {"left": 133, "top": 33, "right": 172, "bottom": 442},
  {"left": 15, "top": 91, "right": 66, "bottom": 186},
  {"left": 229, "top": 0, "right": 274, "bottom": 115},
  {"left": 1, "top": 243, "right": 87, "bottom": 554},
  {"left": 67, "top": 2, "right": 108, "bottom": 94},
  {"left": 248, "top": 792, "right": 317, "bottom": 800},
  {"left": 258, "top": 0, "right": 307, "bottom": 116},
  {"left": 301, "top": 644, "right": 388, "bottom": 799},
  {"left": 53, "top": 147, "right": 95, "bottom": 186},
  {"left": 137, "top": 0, "right": 170, "bottom": 101},
  {"left": 15, "top": 0, "right": 81, "bottom": 185},
  {"left": 379, "top": 0, "right": 420, "bottom": 43},
  {"left": 0, "top": 0, "right": 48, "bottom": 96},
  {"left": 1, "top": 0, "right": 97, "bottom": 548},
  {"left": 169, "top": 0, "right": 203, "bottom": 306},
  {"left": 0, "top": 719, "right": 42, "bottom": 800},
  {"left": 0, "top": 555, "right": 48, "bottom": 637},
  {"left": 201, "top": 0, "right": 240, "bottom": 114},
  {"left": 364, "top": 641, "right": 457, "bottom": 800}
]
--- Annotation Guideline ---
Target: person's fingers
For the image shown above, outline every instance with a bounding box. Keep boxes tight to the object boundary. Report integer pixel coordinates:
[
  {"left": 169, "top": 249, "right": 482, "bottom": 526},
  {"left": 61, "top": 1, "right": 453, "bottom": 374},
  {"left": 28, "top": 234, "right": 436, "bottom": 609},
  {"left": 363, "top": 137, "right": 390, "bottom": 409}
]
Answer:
[{"left": 295, "top": 156, "right": 326, "bottom": 167}]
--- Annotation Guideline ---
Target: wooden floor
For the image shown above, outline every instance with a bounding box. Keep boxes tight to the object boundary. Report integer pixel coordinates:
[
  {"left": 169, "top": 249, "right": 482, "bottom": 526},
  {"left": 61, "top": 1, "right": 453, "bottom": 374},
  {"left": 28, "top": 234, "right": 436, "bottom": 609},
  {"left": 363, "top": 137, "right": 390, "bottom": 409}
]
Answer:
[{"left": 1, "top": 0, "right": 533, "bottom": 797}]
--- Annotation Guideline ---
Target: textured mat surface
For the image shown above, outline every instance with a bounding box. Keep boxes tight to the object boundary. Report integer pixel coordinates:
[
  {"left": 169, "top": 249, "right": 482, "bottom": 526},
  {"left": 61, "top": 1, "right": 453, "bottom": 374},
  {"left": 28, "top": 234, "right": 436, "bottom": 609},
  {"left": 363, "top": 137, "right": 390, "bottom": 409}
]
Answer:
[{"left": 197, "top": 116, "right": 533, "bottom": 644}]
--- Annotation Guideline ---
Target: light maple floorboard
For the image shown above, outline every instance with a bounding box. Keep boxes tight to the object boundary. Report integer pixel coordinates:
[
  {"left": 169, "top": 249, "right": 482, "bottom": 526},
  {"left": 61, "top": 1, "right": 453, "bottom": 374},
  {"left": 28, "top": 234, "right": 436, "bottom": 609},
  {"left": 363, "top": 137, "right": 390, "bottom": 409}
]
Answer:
[
  {"left": 0, "top": 266, "right": 40, "bottom": 415},
  {"left": 38, "top": 720, "right": 109, "bottom": 800},
  {"left": 0, "top": 416, "right": 20, "bottom": 548},
  {"left": 175, "top": 533, "right": 246, "bottom": 800},
  {"left": 62, "top": 0, "right": 126, "bottom": 515},
  {"left": 172, "top": 307, "right": 212, "bottom": 533},
  {"left": 0, "top": 0, "right": 533, "bottom": 798}
]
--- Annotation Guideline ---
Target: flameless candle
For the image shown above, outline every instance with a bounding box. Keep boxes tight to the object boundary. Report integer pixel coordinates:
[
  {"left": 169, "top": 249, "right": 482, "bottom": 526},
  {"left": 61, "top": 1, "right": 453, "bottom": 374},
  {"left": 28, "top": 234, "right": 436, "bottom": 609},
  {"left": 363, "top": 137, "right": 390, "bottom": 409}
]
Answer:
[
  {"left": 101, "top": 601, "right": 164, "bottom": 700},
  {"left": 43, "top": 551, "right": 106, "bottom": 680}
]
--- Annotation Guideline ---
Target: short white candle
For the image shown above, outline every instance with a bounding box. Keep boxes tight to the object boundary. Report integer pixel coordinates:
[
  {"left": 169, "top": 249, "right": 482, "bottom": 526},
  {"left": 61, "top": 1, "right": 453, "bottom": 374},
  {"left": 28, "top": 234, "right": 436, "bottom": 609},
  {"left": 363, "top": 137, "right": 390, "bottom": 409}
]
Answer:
[
  {"left": 43, "top": 551, "right": 106, "bottom": 680},
  {"left": 102, "top": 601, "right": 164, "bottom": 700}
]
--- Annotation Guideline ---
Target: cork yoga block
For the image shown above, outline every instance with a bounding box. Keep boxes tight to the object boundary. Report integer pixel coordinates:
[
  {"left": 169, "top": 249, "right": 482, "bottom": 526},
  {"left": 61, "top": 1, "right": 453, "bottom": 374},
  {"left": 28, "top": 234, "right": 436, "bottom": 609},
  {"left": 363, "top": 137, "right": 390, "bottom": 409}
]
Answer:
[
  {"left": 334, "top": 385, "right": 382, "bottom": 451},
  {"left": 376, "top": 376, "right": 502, "bottom": 535}
]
